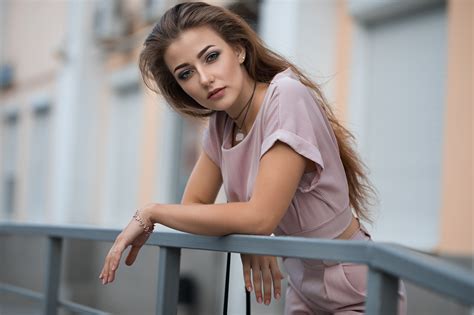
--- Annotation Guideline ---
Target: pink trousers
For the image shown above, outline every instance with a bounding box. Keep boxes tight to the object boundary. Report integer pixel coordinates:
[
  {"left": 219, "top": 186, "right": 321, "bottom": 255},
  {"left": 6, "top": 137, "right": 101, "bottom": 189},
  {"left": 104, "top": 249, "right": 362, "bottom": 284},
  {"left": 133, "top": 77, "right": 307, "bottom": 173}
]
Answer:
[{"left": 283, "top": 226, "right": 407, "bottom": 315}]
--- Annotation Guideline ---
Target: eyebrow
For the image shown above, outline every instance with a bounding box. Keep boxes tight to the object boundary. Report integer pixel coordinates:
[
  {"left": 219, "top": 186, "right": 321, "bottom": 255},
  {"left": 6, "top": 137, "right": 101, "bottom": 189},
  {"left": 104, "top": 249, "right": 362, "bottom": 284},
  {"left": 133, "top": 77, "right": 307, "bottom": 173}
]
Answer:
[{"left": 173, "top": 45, "right": 215, "bottom": 73}]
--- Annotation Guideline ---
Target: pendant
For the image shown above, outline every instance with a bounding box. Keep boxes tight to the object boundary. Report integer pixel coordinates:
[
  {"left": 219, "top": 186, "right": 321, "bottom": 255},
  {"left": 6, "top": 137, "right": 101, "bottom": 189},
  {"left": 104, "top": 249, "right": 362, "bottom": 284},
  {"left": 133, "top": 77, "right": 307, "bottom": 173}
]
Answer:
[{"left": 235, "top": 131, "right": 244, "bottom": 142}]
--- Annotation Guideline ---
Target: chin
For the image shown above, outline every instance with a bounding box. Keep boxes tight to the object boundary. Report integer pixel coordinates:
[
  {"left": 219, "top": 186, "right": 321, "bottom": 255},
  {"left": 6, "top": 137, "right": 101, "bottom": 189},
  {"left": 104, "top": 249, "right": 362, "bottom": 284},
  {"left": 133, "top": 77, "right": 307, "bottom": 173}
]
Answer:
[
  {"left": 213, "top": 105, "right": 232, "bottom": 112},
  {"left": 207, "top": 99, "right": 234, "bottom": 112}
]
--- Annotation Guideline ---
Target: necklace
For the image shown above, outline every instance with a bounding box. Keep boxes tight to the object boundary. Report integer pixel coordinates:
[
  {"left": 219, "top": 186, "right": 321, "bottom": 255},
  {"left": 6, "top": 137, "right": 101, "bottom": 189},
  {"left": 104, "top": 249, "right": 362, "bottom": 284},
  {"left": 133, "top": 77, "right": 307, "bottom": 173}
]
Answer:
[
  {"left": 233, "top": 81, "right": 257, "bottom": 143},
  {"left": 230, "top": 94, "right": 250, "bottom": 122}
]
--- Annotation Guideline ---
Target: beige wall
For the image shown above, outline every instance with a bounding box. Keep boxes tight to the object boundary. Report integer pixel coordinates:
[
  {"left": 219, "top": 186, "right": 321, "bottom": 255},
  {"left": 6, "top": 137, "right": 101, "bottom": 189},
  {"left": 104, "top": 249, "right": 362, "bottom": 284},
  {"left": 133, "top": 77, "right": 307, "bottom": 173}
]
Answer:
[
  {"left": 334, "top": 0, "right": 351, "bottom": 123},
  {"left": 335, "top": 0, "right": 473, "bottom": 255},
  {"left": 438, "top": 0, "right": 473, "bottom": 255},
  {"left": 4, "top": 1, "right": 66, "bottom": 86},
  {"left": 137, "top": 69, "right": 161, "bottom": 206},
  {"left": 0, "top": 1, "right": 67, "bottom": 221}
]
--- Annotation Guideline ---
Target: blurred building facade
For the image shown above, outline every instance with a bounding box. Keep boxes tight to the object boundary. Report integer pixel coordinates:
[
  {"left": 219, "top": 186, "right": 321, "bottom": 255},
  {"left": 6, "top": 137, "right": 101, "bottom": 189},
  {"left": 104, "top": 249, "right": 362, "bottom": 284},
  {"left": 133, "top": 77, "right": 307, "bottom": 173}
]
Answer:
[{"left": 0, "top": 0, "right": 472, "bottom": 314}]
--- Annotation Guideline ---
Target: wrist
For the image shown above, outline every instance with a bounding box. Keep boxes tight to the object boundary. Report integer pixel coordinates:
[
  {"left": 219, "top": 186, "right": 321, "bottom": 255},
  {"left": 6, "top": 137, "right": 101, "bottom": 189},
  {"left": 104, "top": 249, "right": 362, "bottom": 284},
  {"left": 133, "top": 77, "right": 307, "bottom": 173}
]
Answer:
[
  {"left": 141, "top": 203, "right": 158, "bottom": 225},
  {"left": 133, "top": 206, "right": 156, "bottom": 234}
]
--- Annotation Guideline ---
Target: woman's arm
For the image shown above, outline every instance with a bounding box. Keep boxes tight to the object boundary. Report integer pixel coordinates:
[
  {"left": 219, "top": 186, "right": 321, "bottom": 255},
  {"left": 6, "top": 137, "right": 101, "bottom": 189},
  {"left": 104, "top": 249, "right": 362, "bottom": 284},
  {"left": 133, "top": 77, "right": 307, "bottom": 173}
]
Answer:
[
  {"left": 100, "top": 141, "right": 307, "bottom": 285},
  {"left": 181, "top": 150, "right": 223, "bottom": 205},
  {"left": 144, "top": 141, "right": 307, "bottom": 236}
]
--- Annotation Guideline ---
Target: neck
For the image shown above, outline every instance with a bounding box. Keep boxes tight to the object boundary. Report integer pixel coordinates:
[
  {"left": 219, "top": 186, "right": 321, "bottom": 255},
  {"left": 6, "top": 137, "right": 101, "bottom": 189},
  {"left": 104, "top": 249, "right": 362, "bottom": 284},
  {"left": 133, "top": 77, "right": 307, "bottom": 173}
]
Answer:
[
  {"left": 229, "top": 81, "right": 260, "bottom": 133},
  {"left": 240, "top": 82, "right": 269, "bottom": 133},
  {"left": 228, "top": 71, "right": 253, "bottom": 109},
  {"left": 240, "top": 81, "right": 257, "bottom": 126}
]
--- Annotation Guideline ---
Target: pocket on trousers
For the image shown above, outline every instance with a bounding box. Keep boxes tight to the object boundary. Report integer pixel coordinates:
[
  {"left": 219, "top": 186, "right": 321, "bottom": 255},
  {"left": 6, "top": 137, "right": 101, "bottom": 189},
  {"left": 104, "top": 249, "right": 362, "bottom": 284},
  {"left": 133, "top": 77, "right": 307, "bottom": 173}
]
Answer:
[
  {"left": 322, "top": 263, "right": 366, "bottom": 309},
  {"left": 340, "top": 262, "right": 368, "bottom": 296}
]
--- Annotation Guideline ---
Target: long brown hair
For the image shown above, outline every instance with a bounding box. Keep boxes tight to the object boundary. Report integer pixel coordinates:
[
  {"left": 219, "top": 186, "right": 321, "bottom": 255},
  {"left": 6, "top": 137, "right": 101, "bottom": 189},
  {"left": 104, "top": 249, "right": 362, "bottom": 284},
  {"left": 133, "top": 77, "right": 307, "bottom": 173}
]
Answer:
[{"left": 139, "top": 1, "right": 376, "bottom": 223}]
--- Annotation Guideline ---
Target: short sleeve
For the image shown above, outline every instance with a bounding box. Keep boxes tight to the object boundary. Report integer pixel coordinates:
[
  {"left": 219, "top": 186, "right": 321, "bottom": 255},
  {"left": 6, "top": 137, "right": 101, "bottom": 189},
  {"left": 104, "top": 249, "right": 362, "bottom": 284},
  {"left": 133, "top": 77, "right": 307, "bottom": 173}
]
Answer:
[
  {"left": 201, "top": 113, "right": 223, "bottom": 168},
  {"left": 260, "top": 78, "right": 326, "bottom": 192}
]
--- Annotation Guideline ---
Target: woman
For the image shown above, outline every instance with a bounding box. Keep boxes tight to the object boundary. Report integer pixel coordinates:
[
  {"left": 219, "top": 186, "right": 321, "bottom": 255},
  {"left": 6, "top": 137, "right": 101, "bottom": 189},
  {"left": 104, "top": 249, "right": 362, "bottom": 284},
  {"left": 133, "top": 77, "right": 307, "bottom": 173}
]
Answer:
[{"left": 99, "top": 2, "right": 406, "bottom": 314}]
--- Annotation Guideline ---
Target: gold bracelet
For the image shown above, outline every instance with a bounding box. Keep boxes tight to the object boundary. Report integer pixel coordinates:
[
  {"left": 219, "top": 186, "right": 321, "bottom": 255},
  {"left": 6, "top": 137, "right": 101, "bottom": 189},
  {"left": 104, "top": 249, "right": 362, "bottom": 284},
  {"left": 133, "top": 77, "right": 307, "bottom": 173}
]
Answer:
[{"left": 133, "top": 210, "right": 154, "bottom": 235}]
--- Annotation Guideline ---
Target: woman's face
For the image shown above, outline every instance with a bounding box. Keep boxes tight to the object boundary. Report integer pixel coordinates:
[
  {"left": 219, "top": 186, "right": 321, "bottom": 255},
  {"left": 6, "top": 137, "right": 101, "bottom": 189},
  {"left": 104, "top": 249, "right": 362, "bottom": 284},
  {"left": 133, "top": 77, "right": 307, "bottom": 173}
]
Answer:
[{"left": 164, "top": 26, "right": 250, "bottom": 113}]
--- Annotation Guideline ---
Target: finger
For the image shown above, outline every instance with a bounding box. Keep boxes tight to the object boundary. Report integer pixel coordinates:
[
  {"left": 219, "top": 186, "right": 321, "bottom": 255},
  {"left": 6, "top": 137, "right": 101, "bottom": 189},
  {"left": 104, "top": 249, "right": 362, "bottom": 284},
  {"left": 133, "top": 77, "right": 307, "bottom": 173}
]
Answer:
[
  {"left": 107, "top": 253, "right": 119, "bottom": 284},
  {"left": 101, "top": 256, "right": 111, "bottom": 284},
  {"left": 106, "top": 243, "right": 126, "bottom": 284},
  {"left": 99, "top": 259, "right": 109, "bottom": 281},
  {"left": 251, "top": 258, "right": 263, "bottom": 304},
  {"left": 125, "top": 245, "right": 141, "bottom": 266},
  {"left": 124, "top": 232, "right": 150, "bottom": 267},
  {"left": 104, "top": 256, "right": 113, "bottom": 284},
  {"left": 99, "top": 265, "right": 106, "bottom": 282},
  {"left": 241, "top": 256, "right": 252, "bottom": 292},
  {"left": 101, "top": 251, "right": 114, "bottom": 284},
  {"left": 106, "top": 266, "right": 116, "bottom": 284},
  {"left": 269, "top": 259, "right": 283, "bottom": 300},
  {"left": 112, "top": 242, "right": 126, "bottom": 270},
  {"left": 261, "top": 265, "right": 272, "bottom": 305},
  {"left": 99, "top": 261, "right": 106, "bottom": 279}
]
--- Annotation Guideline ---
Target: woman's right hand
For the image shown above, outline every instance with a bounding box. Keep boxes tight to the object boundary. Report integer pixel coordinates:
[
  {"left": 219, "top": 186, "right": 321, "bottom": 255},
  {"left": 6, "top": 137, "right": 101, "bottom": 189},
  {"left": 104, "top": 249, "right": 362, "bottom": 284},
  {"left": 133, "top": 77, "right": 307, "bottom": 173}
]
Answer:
[
  {"left": 99, "top": 207, "right": 154, "bottom": 285},
  {"left": 240, "top": 254, "right": 284, "bottom": 305}
]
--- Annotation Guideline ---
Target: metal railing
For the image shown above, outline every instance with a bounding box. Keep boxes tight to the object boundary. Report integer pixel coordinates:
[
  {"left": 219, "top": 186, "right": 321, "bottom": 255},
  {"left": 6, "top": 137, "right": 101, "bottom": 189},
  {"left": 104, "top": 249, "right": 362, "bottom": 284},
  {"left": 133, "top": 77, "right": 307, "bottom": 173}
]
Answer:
[{"left": 1, "top": 223, "right": 473, "bottom": 315}]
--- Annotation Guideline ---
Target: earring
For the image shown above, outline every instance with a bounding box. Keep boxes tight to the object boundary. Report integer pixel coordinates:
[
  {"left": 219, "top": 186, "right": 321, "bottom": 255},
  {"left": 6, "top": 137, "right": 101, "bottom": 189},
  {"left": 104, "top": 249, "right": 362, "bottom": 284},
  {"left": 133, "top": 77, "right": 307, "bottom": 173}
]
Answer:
[{"left": 240, "top": 55, "right": 245, "bottom": 63}]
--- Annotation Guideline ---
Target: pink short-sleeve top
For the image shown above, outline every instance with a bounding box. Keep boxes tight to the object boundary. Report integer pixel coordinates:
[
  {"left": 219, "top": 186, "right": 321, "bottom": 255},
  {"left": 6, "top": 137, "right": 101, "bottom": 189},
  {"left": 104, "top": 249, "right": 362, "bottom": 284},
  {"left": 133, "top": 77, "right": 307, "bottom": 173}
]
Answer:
[{"left": 202, "top": 68, "right": 353, "bottom": 239}]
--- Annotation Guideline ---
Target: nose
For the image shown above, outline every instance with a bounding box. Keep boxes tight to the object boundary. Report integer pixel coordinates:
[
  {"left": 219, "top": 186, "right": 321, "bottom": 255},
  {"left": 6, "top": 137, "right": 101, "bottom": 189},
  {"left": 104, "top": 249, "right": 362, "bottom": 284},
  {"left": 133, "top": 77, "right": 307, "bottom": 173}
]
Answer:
[{"left": 198, "top": 68, "right": 214, "bottom": 87}]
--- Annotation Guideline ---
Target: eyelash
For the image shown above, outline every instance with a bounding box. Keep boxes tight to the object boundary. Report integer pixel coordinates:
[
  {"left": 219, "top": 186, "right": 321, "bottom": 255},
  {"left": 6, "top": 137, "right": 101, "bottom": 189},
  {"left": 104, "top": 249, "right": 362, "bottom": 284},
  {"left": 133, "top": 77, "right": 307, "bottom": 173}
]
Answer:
[
  {"left": 206, "top": 51, "right": 219, "bottom": 62},
  {"left": 178, "top": 51, "right": 220, "bottom": 80}
]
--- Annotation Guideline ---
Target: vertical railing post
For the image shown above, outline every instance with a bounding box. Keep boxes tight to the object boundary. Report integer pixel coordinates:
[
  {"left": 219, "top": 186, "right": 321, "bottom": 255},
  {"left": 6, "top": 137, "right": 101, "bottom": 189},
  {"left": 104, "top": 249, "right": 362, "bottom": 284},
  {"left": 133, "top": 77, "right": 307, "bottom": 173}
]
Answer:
[
  {"left": 43, "top": 237, "right": 63, "bottom": 315},
  {"left": 366, "top": 267, "right": 399, "bottom": 315},
  {"left": 156, "top": 246, "right": 181, "bottom": 315}
]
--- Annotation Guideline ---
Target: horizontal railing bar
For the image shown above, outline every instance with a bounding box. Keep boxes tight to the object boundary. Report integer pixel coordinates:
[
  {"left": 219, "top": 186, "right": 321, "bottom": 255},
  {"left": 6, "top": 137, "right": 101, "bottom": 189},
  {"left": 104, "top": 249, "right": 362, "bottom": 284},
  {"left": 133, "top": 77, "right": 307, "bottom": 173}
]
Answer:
[
  {"left": 59, "top": 299, "right": 111, "bottom": 315},
  {"left": 0, "top": 283, "right": 110, "bottom": 315},
  {"left": 150, "top": 230, "right": 373, "bottom": 263},
  {"left": 0, "top": 223, "right": 119, "bottom": 242},
  {"left": 0, "top": 224, "right": 371, "bottom": 261},
  {"left": 0, "top": 283, "right": 44, "bottom": 301},
  {"left": 368, "top": 244, "right": 474, "bottom": 305},
  {"left": 1, "top": 223, "right": 473, "bottom": 306}
]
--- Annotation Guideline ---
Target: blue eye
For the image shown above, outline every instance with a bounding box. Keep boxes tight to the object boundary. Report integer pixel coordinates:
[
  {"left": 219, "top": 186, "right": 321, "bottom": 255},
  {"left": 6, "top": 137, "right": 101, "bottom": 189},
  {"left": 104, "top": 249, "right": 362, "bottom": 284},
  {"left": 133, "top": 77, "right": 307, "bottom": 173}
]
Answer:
[
  {"left": 206, "top": 51, "right": 219, "bottom": 62},
  {"left": 178, "top": 69, "right": 193, "bottom": 80}
]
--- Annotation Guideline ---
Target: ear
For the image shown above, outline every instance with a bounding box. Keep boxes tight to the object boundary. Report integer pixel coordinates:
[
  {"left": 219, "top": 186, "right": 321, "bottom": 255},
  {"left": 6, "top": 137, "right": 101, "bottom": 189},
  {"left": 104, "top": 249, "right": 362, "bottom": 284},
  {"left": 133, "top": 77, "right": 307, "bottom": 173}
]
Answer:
[{"left": 233, "top": 45, "right": 246, "bottom": 63}]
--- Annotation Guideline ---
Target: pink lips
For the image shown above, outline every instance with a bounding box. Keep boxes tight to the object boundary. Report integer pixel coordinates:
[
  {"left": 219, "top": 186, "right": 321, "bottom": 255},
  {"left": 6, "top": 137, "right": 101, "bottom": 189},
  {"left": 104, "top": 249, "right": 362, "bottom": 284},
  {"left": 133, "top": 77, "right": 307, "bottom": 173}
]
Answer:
[{"left": 208, "top": 87, "right": 225, "bottom": 99}]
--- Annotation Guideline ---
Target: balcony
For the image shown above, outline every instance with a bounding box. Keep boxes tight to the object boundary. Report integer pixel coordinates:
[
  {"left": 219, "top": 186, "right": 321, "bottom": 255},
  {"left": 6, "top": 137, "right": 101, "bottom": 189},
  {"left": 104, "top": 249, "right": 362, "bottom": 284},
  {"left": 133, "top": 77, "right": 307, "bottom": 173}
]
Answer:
[{"left": 1, "top": 223, "right": 473, "bottom": 314}]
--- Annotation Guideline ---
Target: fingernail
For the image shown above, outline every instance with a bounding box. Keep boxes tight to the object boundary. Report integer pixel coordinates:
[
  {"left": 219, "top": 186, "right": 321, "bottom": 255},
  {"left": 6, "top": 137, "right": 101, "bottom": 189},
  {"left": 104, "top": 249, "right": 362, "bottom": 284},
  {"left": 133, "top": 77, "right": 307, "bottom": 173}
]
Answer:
[
  {"left": 247, "top": 286, "right": 252, "bottom": 292},
  {"left": 102, "top": 279, "right": 105, "bottom": 285},
  {"left": 112, "top": 265, "right": 116, "bottom": 270},
  {"left": 276, "top": 293, "right": 281, "bottom": 300},
  {"left": 265, "top": 299, "right": 270, "bottom": 305},
  {"left": 257, "top": 297, "right": 262, "bottom": 304}
]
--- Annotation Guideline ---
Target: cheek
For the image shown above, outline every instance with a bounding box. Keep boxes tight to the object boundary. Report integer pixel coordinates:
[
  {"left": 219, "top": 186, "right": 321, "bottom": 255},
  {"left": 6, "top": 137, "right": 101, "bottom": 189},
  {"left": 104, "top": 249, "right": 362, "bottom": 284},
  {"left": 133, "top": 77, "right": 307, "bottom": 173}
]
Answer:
[
  {"left": 180, "top": 82, "right": 204, "bottom": 103},
  {"left": 178, "top": 80, "right": 196, "bottom": 96},
  {"left": 229, "top": 56, "right": 242, "bottom": 72}
]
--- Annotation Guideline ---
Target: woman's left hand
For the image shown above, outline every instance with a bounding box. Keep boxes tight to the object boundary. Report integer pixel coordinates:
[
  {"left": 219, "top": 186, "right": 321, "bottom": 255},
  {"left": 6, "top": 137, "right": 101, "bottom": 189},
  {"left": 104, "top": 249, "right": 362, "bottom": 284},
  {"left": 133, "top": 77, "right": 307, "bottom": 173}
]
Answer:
[
  {"left": 99, "top": 207, "right": 154, "bottom": 285},
  {"left": 241, "top": 254, "right": 284, "bottom": 305}
]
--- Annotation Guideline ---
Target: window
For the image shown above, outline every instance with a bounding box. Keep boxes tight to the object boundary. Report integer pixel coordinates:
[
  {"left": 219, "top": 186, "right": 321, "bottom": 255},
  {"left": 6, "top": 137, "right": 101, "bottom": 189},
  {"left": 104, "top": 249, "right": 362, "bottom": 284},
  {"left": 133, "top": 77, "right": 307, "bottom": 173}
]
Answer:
[
  {"left": 26, "top": 101, "right": 51, "bottom": 222},
  {"left": 1, "top": 112, "right": 19, "bottom": 219}
]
